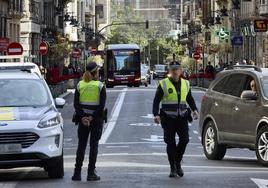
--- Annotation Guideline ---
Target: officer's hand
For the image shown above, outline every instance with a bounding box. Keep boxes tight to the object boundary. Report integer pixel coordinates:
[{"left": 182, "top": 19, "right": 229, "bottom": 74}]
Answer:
[
  {"left": 192, "top": 110, "right": 199, "bottom": 120},
  {"left": 154, "top": 115, "right": 161, "bottom": 124}
]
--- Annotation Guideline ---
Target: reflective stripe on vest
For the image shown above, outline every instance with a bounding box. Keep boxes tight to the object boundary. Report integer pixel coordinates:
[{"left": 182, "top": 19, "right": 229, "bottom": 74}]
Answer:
[
  {"left": 78, "top": 80, "right": 103, "bottom": 113},
  {"left": 159, "top": 78, "right": 190, "bottom": 116}
]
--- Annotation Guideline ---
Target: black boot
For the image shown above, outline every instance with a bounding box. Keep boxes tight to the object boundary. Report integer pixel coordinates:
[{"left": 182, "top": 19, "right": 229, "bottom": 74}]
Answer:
[
  {"left": 87, "top": 169, "right": 101, "bottom": 181},
  {"left": 169, "top": 164, "right": 177, "bottom": 178},
  {"left": 72, "top": 168, "right": 81, "bottom": 181},
  {"left": 176, "top": 164, "right": 184, "bottom": 177}
]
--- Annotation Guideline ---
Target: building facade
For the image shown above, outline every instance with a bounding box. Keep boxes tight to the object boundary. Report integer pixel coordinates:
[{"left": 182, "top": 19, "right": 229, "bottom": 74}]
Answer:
[
  {"left": 0, "top": 0, "right": 23, "bottom": 55},
  {"left": 20, "top": 0, "right": 41, "bottom": 63}
]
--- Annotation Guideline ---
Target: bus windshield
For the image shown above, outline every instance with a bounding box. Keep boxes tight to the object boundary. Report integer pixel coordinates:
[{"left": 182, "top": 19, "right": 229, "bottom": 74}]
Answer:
[{"left": 107, "top": 49, "right": 140, "bottom": 74}]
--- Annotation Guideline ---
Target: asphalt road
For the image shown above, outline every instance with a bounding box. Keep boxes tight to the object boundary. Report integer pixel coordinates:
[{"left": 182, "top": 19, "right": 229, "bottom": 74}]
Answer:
[{"left": 1, "top": 80, "right": 268, "bottom": 188}]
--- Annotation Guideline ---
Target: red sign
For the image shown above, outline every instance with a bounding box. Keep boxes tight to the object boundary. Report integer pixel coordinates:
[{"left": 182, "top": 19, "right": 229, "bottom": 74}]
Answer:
[
  {"left": 195, "top": 47, "right": 202, "bottom": 53},
  {"left": 0, "top": 38, "right": 9, "bottom": 52},
  {"left": 72, "top": 48, "right": 81, "bottom": 58},
  {"left": 39, "top": 41, "right": 49, "bottom": 55},
  {"left": 7, "top": 42, "right": 23, "bottom": 55},
  {"left": 193, "top": 52, "right": 201, "bottom": 60}
]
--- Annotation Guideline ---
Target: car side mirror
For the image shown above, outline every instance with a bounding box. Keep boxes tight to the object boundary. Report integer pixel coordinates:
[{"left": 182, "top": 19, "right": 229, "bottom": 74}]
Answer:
[
  {"left": 55, "top": 98, "right": 66, "bottom": 108},
  {"left": 241, "top": 90, "right": 258, "bottom": 101}
]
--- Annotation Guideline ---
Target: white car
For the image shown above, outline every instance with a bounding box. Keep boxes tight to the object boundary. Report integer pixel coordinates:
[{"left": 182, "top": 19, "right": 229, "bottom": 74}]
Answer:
[{"left": 0, "top": 65, "right": 65, "bottom": 179}]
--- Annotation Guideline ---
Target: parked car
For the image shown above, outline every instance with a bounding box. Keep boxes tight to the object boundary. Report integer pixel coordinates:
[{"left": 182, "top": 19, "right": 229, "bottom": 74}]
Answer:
[
  {"left": 0, "top": 64, "right": 65, "bottom": 178},
  {"left": 199, "top": 65, "right": 268, "bottom": 166},
  {"left": 153, "top": 64, "right": 167, "bottom": 79}
]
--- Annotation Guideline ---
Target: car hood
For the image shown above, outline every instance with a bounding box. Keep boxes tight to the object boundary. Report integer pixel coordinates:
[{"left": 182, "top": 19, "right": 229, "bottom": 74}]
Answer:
[{"left": 0, "top": 105, "right": 56, "bottom": 121}]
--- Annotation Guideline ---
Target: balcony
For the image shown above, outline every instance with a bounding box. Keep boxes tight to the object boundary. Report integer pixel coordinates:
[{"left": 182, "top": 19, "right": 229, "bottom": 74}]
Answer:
[{"left": 260, "top": 3, "right": 268, "bottom": 16}]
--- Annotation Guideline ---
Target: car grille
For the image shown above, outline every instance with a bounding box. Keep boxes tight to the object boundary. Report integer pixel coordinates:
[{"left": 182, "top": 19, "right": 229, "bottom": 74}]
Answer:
[{"left": 0, "top": 132, "right": 39, "bottom": 148}]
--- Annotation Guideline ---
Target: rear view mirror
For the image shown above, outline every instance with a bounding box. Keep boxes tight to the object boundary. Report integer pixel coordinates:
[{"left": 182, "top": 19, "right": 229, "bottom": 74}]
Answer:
[
  {"left": 241, "top": 90, "right": 258, "bottom": 100},
  {"left": 55, "top": 98, "right": 66, "bottom": 108}
]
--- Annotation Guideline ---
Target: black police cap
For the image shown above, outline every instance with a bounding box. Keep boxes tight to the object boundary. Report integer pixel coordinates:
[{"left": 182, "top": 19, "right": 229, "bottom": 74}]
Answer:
[
  {"left": 86, "top": 62, "right": 99, "bottom": 72},
  {"left": 169, "top": 61, "right": 181, "bottom": 70}
]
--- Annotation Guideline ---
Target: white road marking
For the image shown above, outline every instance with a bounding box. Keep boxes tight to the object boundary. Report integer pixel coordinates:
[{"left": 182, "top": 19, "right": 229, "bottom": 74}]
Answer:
[
  {"left": 63, "top": 142, "right": 202, "bottom": 147},
  {"left": 152, "top": 145, "right": 165, "bottom": 148},
  {"left": 141, "top": 135, "right": 164, "bottom": 142},
  {"left": 106, "top": 146, "right": 129, "bottom": 149},
  {"left": 141, "top": 114, "right": 154, "bottom": 119},
  {"left": 62, "top": 161, "right": 268, "bottom": 171},
  {"left": 251, "top": 178, "right": 268, "bottom": 188},
  {"left": 129, "top": 123, "right": 153, "bottom": 127},
  {"left": 99, "top": 88, "right": 127, "bottom": 144},
  {"left": 0, "top": 168, "right": 32, "bottom": 188},
  {"left": 63, "top": 153, "right": 256, "bottom": 160},
  {"left": 193, "top": 130, "right": 199, "bottom": 135},
  {"left": 198, "top": 136, "right": 201, "bottom": 141}
]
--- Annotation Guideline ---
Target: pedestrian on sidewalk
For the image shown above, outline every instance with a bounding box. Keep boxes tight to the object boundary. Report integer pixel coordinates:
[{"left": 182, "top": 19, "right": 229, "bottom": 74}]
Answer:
[
  {"left": 72, "top": 62, "right": 106, "bottom": 181},
  {"left": 152, "top": 61, "right": 199, "bottom": 178}
]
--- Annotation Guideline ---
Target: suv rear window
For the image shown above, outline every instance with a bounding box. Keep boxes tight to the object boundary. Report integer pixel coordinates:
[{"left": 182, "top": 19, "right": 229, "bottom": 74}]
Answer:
[{"left": 213, "top": 74, "right": 247, "bottom": 97}]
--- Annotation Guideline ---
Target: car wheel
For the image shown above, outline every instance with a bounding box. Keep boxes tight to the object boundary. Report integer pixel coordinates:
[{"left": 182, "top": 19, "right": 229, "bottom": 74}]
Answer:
[
  {"left": 145, "top": 83, "right": 148, "bottom": 87},
  {"left": 47, "top": 154, "right": 64, "bottom": 179},
  {"left": 256, "top": 126, "right": 268, "bottom": 166},
  {"left": 203, "top": 121, "right": 226, "bottom": 160}
]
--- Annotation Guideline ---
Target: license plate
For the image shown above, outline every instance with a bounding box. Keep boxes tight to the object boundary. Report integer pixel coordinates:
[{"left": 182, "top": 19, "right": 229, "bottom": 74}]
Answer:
[
  {"left": 121, "top": 81, "right": 128, "bottom": 83},
  {"left": 0, "top": 144, "right": 22, "bottom": 154}
]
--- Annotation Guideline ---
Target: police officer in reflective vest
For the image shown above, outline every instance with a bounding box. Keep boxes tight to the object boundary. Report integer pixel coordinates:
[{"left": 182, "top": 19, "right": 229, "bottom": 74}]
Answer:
[
  {"left": 153, "top": 61, "right": 199, "bottom": 178},
  {"left": 72, "top": 62, "right": 106, "bottom": 181}
]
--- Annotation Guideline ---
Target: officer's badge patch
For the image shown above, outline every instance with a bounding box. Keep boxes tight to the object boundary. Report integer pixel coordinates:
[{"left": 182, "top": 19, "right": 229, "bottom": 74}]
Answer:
[{"left": 168, "top": 88, "right": 173, "bottom": 94}]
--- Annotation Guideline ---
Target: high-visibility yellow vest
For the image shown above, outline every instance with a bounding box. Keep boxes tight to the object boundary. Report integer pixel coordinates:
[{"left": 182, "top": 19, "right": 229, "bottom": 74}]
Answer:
[
  {"left": 159, "top": 78, "right": 190, "bottom": 117},
  {"left": 78, "top": 80, "right": 103, "bottom": 114}
]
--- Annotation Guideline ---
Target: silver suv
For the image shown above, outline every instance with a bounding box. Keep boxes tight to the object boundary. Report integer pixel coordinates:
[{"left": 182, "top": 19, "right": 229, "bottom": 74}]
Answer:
[{"left": 199, "top": 65, "right": 268, "bottom": 166}]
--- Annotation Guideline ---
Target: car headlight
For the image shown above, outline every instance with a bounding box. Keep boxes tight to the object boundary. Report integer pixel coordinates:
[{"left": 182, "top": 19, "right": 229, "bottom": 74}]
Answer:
[{"left": 38, "top": 115, "right": 61, "bottom": 128}]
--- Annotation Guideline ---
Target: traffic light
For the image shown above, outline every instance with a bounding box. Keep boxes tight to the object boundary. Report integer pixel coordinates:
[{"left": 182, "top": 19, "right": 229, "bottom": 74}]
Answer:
[{"left": 146, "top": 20, "right": 149, "bottom": 29}]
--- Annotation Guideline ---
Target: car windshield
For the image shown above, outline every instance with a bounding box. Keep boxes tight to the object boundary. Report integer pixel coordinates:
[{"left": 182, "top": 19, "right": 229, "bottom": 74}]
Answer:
[
  {"left": 108, "top": 50, "right": 140, "bottom": 73},
  {"left": 155, "top": 65, "right": 165, "bottom": 71},
  {"left": 0, "top": 79, "right": 50, "bottom": 107}
]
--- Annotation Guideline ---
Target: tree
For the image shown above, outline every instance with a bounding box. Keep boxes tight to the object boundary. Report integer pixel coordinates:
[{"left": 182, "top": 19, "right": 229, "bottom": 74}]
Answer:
[{"left": 107, "top": 1, "right": 187, "bottom": 65}]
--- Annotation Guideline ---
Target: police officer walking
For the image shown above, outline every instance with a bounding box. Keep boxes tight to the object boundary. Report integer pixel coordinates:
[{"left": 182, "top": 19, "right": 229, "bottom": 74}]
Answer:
[
  {"left": 72, "top": 62, "right": 106, "bottom": 181},
  {"left": 153, "top": 61, "right": 199, "bottom": 178}
]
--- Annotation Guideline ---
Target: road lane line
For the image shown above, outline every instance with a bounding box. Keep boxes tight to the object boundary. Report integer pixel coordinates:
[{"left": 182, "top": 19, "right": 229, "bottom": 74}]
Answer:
[
  {"left": 62, "top": 161, "right": 268, "bottom": 171},
  {"left": 106, "top": 146, "right": 129, "bottom": 149},
  {"left": 193, "top": 130, "right": 199, "bottom": 135},
  {"left": 63, "top": 142, "right": 202, "bottom": 147},
  {"left": 0, "top": 168, "right": 32, "bottom": 188},
  {"left": 64, "top": 153, "right": 256, "bottom": 160},
  {"left": 99, "top": 88, "right": 127, "bottom": 144}
]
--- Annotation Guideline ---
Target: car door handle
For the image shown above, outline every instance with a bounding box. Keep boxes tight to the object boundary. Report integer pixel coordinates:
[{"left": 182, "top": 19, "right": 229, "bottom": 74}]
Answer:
[{"left": 233, "top": 106, "right": 239, "bottom": 111}]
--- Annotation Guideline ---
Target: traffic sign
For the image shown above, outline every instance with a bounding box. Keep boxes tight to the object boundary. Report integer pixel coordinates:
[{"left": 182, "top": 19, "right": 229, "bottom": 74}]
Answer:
[
  {"left": 39, "top": 41, "right": 49, "bottom": 55},
  {"left": 254, "top": 19, "right": 268, "bottom": 32},
  {"left": 232, "top": 36, "right": 243, "bottom": 46},
  {"left": 193, "top": 52, "right": 201, "bottom": 60},
  {"left": 216, "top": 28, "right": 230, "bottom": 41},
  {"left": 7, "top": 42, "right": 23, "bottom": 55},
  {"left": 0, "top": 38, "right": 9, "bottom": 52},
  {"left": 72, "top": 48, "right": 81, "bottom": 58}
]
